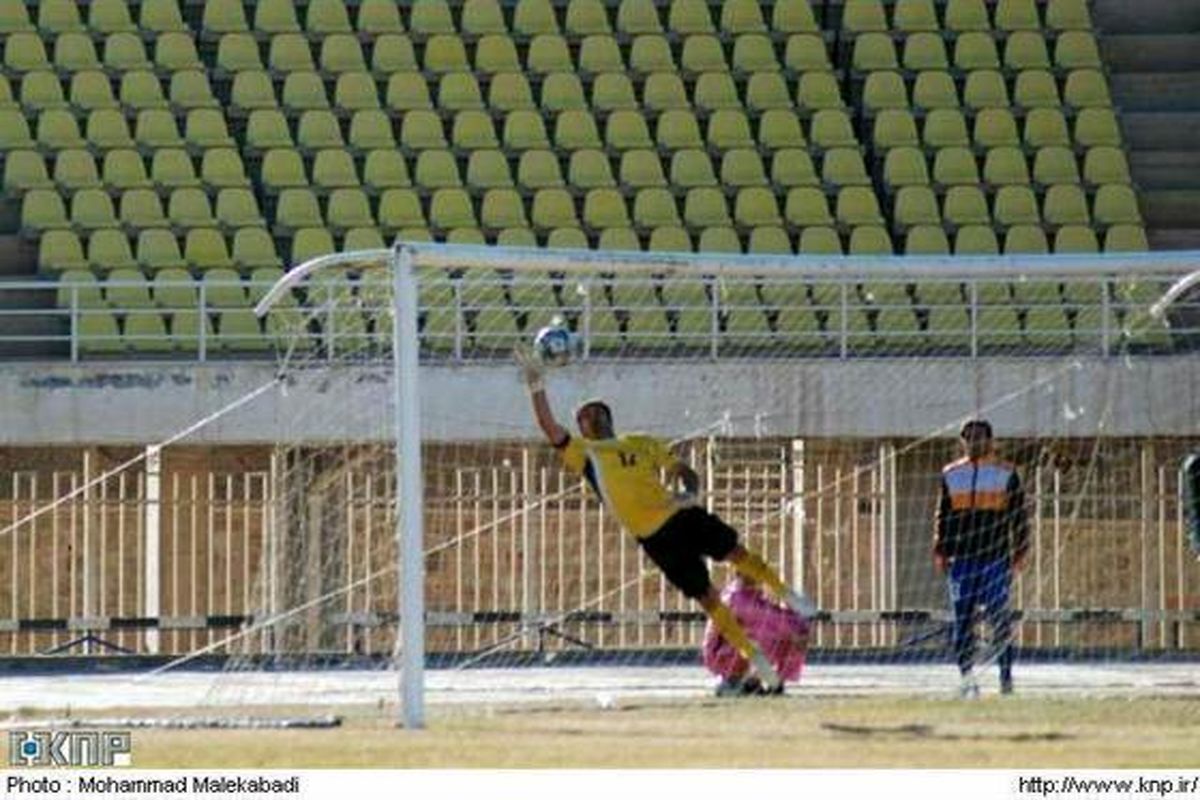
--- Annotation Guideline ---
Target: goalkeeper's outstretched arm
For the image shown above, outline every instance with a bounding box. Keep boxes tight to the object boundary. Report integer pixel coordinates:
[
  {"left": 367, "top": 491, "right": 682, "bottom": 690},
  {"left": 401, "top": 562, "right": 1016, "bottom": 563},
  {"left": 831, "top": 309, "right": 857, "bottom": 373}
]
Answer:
[{"left": 516, "top": 349, "right": 569, "bottom": 448}]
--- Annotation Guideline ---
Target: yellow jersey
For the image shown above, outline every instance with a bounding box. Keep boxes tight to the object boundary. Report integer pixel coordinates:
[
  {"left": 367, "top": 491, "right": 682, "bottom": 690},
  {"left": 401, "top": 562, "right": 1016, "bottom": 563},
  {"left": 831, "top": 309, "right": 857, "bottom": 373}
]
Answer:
[{"left": 557, "top": 433, "right": 683, "bottom": 539}]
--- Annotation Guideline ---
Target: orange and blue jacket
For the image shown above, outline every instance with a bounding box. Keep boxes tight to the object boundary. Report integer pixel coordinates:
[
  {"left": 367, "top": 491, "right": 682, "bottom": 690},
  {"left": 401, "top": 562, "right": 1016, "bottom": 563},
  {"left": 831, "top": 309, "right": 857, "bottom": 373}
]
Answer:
[{"left": 934, "top": 455, "right": 1030, "bottom": 563}]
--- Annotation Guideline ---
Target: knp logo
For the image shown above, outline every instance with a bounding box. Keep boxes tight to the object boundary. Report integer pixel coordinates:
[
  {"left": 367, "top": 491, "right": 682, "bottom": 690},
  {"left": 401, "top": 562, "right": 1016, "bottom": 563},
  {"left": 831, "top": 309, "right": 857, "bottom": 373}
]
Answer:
[{"left": 8, "top": 730, "right": 132, "bottom": 767}]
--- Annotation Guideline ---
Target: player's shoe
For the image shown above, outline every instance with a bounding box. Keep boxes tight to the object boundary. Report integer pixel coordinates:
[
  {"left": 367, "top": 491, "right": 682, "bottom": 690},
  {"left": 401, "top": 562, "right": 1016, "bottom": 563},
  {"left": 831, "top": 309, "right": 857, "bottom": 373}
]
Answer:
[
  {"left": 750, "top": 651, "right": 783, "bottom": 693},
  {"left": 958, "top": 672, "right": 981, "bottom": 700},
  {"left": 714, "top": 675, "right": 763, "bottom": 697},
  {"left": 999, "top": 674, "right": 1014, "bottom": 695},
  {"left": 784, "top": 588, "right": 817, "bottom": 618}
]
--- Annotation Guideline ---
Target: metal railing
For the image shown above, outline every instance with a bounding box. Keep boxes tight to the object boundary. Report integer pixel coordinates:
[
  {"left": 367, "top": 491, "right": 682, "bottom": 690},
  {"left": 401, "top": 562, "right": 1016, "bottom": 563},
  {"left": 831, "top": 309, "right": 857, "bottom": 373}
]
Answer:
[{"left": 17, "top": 263, "right": 1200, "bottom": 362}]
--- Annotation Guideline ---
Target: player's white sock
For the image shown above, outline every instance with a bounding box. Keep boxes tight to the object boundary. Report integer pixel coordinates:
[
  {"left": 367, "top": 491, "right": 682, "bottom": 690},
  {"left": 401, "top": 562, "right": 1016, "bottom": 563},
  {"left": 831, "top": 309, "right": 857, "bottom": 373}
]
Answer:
[
  {"left": 958, "top": 671, "right": 980, "bottom": 700},
  {"left": 750, "top": 651, "right": 781, "bottom": 691},
  {"left": 784, "top": 588, "right": 817, "bottom": 618}
]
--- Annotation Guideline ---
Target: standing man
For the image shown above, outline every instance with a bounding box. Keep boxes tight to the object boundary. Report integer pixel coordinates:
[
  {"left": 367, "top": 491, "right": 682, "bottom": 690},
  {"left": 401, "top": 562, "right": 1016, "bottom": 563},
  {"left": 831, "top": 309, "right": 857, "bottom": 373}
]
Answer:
[
  {"left": 934, "top": 419, "right": 1029, "bottom": 697},
  {"left": 518, "top": 351, "right": 816, "bottom": 695}
]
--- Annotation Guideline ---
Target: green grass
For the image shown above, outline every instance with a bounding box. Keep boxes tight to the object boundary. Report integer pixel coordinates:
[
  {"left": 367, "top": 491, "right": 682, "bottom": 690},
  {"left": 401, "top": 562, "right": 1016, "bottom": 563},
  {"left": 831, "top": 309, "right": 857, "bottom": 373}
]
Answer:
[{"left": 24, "top": 696, "right": 1197, "bottom": 768}]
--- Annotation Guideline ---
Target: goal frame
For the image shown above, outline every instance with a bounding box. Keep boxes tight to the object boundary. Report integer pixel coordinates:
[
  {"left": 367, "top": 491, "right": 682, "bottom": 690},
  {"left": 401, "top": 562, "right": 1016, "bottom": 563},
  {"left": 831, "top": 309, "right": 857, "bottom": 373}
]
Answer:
[{"left": 252, "top": 243, "right": 1200, "bottom": 729}]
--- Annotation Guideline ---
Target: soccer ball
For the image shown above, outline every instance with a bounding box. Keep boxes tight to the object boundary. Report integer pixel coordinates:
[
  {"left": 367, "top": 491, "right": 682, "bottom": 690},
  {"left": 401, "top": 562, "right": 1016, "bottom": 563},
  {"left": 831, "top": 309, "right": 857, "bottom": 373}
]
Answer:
[{"left": 533, "top": 324, "right": 577, "bottom": 368}]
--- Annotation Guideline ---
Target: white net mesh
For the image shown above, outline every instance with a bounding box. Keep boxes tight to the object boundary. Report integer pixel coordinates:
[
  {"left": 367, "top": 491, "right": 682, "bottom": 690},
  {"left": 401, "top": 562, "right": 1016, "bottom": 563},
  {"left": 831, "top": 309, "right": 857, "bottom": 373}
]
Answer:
[{"left": 4, "top": 245, "right": 1198, "bottom": 724}]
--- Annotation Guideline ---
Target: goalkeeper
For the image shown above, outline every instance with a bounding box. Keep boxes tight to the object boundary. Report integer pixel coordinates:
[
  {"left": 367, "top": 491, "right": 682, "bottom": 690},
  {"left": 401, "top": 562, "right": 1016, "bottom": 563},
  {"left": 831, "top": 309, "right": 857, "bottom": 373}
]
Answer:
[{"left": 518, "top": 350, "right": 815, "bottom": 693}]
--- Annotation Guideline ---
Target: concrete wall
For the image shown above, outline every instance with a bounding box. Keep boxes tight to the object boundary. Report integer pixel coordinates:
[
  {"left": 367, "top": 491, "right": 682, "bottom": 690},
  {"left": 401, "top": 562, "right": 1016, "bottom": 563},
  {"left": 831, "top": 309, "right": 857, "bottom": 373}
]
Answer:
[{"left": 2, "top": 356, "right": 1199, "bottom": 445}]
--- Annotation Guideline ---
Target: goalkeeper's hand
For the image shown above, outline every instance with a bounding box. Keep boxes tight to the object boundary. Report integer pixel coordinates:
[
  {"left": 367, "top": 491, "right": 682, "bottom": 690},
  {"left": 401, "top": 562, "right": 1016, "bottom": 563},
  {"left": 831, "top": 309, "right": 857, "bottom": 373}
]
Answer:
[{"left": 513, "top": 346, "right": 544, "bottom": 393}]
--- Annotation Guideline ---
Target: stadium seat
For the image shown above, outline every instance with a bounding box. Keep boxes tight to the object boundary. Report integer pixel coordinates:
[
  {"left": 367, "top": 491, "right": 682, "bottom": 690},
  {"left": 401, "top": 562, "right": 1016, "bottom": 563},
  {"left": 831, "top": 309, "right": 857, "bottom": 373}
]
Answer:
[
  {"left": 215, "top": 189, "right": 265, "bottom": 229},
  {"left": 656, "top": 109, "right": 704, "bottom": 150},
  {"left": 531, "top": 188, "right": 580, "bottom": 229},
  {"left": 954, "top": 33, "right": 1000, "bottom": 71},
  {"left": 853, "top": 33, "right": 898, "bottom": 73},
  {"left": 410, "top": 0, "right": 455, "bottom": 36},
  {"left": 742, "top": 74, "right": 790, "bottom": 114},
  {"left": 924, "top": 109, "right": 970, "bottom": 150},
  {"left": 54, "top": 149, "right": 101, "bottom": 192},
  {"left": 5, "top": 33, "right": 50, "bottom": 74},
  {"left": 982, "top": 146, "right": 1030, "bottom": 186},
  {"left": 167, "top": 188, "right": 216, "bottom": 229},
  {"left": 772, "top": 148, "right": 819, "bottom": 188},
  {"left": 1015, "top": 70, "right": 1062, "bottom": 110},
  {"left": 466, "top": 150, "right": 514, "bottom": 189},
  {"left": 633, "top": 188, "right": 682, "bottom": 228},
  {"left": 811, "top": 110, "right": 857, "bottom": 150},
  {"left": 275, "top": 188, "right": 324, "bottom": 233},
  {"left": 1064, "top": 70, "right": 1113, "bottom": 109},
  {"left": 934, "top": 147, "right": 982, "bottom": 187},
  {"left": 120, "top": 188, "right": 169, "bottom": 229},
  {"left": 54, "top": 33, "right": 101, "bottom": 74},
  {"left": 904, "top": 33, "right": 950, "bottom": 72},
  {"left": 184, "top": 109, "right": 235, "bottom": 149},
  {"left": 307, "top": 0, "right": 353, "bottom": 34},
  {"left": 1005, "top": 32, "right": 1051, "bottom": 71},
  {"left": 842, "top": 0, "right": 888, "bottom": 32},
  {"left": 994, "top": 185, "right": 1041, "bottom": 226},
  {"left": 974, "top": 108, "right": 1021, "bottom": 149},
  {"left": 1084, "top": 147, "right": 1132, "bottom": 186},
  {"left": 136, "top": 229, "right": 186, "bottom": 271},
  {"left": 553, "top": 110, "right": 603, "bottom": 151},
  {"left": 995, "top": 0, "right": 1040, "bottom": 31},
  {"left": 621, "top": 150, "right": 668, "bottom": 188},
  {"left": 481, "top": 189, "right": 529, "bottom": 230},
  {"left": 1093, "top": 184, "right": 1143, "bottom": 226},
  {"left": 358, "top": 0, "right": 405, "bottom": 34},
  {"left": 894, "top": 0, "right": 939, "bottom": 31},
  {"left": 863, "top": 71, "right": 909, "bottom": 113},
  {"left": 570, "top": 149, "right": 616, "bottom": 189},
  {"left": 439, "top": 73, "right": 485, "bottom": 111},
  {"left": 785, "top": 187, "right": 834, "bottom": 227},
  {"left": 152, "top": 268, "right": 198, "bottom": 311},
  {"left": 944, "top": 186, "right": 991, "bottom": 227},
  {"left": 155, "top": 33, "right": 203, "bottom": 74},
  {"left": 884, "top": 147, "right": 931, "bottom": 189},
  {"left": 1047, "top": 0, "right": 1093, "bottom": 31},
  {"left": 105, "top": 268, "right": 154, "bottom": 309},
  {"left": 1033, "top": 146, "right": 1081, "bottom": 186},
  {"left": 254, "top": 0, "right": 301, "bottom": 34},
  {"left": 463, "top": 0, "right": 507, "bottom": 35},
  {"left": 955, "top": 225, "right": 1000, "bottom": 254},
  {"left": 1004, "top": 224, "right": 1049, "bottom": 253},
  {"left": 1056, "top": 32, "right": 1103, "bottom": 70},
  {"left": 149, "top": 149, "right": 199, "bottom": 194},
  {"left": 784, "top": 34, "right": 830, "bottom": 72},
  {"left": 963, "top": 70, "right": 1010, "bottom": 111},
  {"left": 680, "top": 35, "right": 727, "bottom": 74},
  {"left": 823, "top": 149, "right": 871, "bottom": 187},
  {"left": 1043, "top": 184, "right": 1091, "bottom": 226},
  {"left": 1054, "top": 225, "right": 1099, "bottom": 253},
  {"left": 105, "top": 33, "right": 152, "bottom": 73},
  {"left": 72, "top": 189, "right": 119, "bottom": 231},
  {"left": 734, "top": 187, "right": 782, "bottom": 228},
  {"left": 232, "top": 228, "right": 283, "bottom": 270},
  {"left": 905, "top": 224, "right": 950, "bottom": 255},
  {"left": 913, "top": 71, "right": 961, "bottom": 112},
  {"left": 694, "top": 73, "right": 741, "bottom": 112},
  {"left": 71, "top": 72, "right": 119, "bottom": 114},
  {"left": 88, "top": 229, "right": 137, "bottom": 271},
  {"left": 838, "top": 187, "right": 885, "bottom": 227},
  {"left": 647, "top": 226, "right": 692, "bottom": 252},
  {"left": 371, "top": 35, "right": 418, "bottom": 73},
  {"left": 21, "top": 71, "right": 68, "bottom": 113},
  {"left": 39, "top": 230, "right": 87, "bottom": 273},
  {"left": 873, "top": 109, "right": 920, "bottom": 150},
  {"left": 1025, "top": 108, "right": 1072, "bottom": 149},
  {"left": 1104, "top": 224, "right": 1149, "bottom": 252},
  {"left": 684, "top": 187, "right": 732, "bottom": 228},
  {"left": 848, "top": 225, "right": 893, "bottom": 255},
  {"left": 894, "top": 186, "right": 941, "bottom": 230},
  {"left": 518, "top": 150, "right": 565, "bottom": 188},
  {"left": 1075, "top": 109, "right": 1123, "bottom": 148}
]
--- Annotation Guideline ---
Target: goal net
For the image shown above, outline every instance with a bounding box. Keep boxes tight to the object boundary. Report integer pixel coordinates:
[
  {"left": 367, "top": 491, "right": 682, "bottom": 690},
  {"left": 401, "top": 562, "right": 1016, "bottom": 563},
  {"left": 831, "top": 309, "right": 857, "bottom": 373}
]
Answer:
[
  {"left": 205, "top": 243, "right": 1198, "bottom": 726},
  {"left": 5, "top": 243, "right": 1197, "bottom": 730}
]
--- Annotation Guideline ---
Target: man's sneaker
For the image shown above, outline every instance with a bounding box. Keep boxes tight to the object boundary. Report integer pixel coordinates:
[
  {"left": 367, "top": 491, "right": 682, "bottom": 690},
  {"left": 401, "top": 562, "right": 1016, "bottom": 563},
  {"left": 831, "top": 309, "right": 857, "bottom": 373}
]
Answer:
[
  {"left": 750, "top": 651, "right": 783, "bottom": 693},
  {"left": 958, "top": 672, "right": 981, "bottom": 700},
  {"left": 1000, "top": 674, "right": 1014, "bottom": 695},
  {"left": 714, "top": 675, "right": 762, "bottom": 697},
  {"left": 784, "top": 589, "right": 817, "bottom": 618}
]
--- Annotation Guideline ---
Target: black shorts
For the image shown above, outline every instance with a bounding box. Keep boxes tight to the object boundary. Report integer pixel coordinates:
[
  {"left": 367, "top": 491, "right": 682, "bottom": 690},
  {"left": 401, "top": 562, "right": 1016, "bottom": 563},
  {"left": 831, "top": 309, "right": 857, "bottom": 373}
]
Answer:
[{"left": 638, "top": 506, "right": 740, "bottom": 600}]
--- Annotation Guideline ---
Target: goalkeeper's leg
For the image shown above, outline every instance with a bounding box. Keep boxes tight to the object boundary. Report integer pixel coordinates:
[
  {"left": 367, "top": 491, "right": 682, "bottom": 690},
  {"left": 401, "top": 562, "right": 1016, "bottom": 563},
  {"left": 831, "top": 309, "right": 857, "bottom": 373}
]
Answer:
[
  {"left": 726, "top": 545, "right": 818, "bottom": 618},
  {"left": 699, "top": 588, "right": 781, "bottom": 691}
]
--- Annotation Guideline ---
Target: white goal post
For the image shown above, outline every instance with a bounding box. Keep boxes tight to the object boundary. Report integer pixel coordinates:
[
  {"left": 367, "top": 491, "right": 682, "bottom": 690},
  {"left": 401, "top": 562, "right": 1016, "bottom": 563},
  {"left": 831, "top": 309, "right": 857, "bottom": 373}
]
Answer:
[{"left": 252, "top": 243, "right": 1200, "bottom": 730}]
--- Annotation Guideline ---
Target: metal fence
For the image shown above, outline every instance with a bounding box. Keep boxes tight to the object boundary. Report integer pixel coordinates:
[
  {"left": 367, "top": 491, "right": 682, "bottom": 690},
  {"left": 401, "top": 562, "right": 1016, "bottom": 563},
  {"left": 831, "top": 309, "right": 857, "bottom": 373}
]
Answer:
[
  {"left": 23, "top": 266, "right": 1200, "bottom": 362},
  {"left": 0, "top": 439, "right": 1195, "bottom": 657}
]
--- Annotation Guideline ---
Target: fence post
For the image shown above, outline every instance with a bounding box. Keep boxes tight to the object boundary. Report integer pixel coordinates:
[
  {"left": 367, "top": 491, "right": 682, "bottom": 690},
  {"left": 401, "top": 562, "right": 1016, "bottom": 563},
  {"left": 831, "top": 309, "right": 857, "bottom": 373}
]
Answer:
[{"left": 144, "top": 445, "right": 161, "bottom": 654}]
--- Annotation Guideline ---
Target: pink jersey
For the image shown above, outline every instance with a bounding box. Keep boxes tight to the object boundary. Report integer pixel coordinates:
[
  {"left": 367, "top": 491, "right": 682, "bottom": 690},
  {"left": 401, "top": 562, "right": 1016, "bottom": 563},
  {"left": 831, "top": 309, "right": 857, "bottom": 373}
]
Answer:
[{"left": 702, "top": 579, "right": 810, "bottom": 682}]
